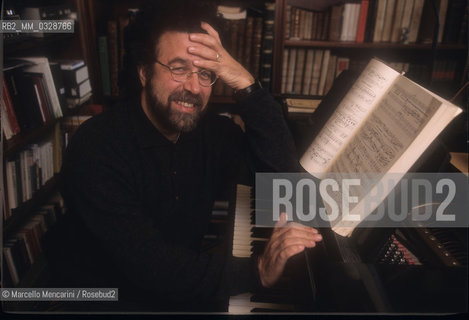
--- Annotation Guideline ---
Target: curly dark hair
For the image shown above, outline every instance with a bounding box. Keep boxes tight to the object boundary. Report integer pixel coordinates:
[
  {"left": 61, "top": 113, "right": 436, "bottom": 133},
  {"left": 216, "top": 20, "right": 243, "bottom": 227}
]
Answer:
[{"left": 120, "top": 0, "right": 221, "bottom": 99}]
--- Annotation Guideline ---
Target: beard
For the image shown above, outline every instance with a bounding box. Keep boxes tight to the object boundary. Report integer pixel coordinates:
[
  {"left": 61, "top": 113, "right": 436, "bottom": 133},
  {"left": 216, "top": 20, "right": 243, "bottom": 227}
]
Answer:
[{"left": 144, "top": 79, "right": 206, "bottom": 133}]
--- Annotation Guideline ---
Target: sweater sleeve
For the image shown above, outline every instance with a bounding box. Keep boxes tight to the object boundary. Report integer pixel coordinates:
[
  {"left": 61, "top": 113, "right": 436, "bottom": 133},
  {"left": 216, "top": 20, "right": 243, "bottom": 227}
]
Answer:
[{"left": 235, "top": 88, "right": 301, "bottom": 173}]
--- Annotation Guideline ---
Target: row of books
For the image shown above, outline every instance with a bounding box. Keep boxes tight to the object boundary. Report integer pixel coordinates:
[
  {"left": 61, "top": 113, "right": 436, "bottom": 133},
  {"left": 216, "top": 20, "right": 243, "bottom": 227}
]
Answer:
[
  {"left": 281, "top": 47, "right": 458, "bottom": 97},
  {"left": 1, "top": 58, "right": 92, "bottom": 140},
  {"left": 214, "top": 3, "right": 276, "bottom": 95},
  {"left": 286, "top": 0, "right": 468, "bottom": 44},
  {"left": 281, "top": 49, "right": 349, "bottom": 96},
  {"left": 4, "top": 125, "right": 63, "bottom": 220},
  {"left": 3, "top": 193, "right": 64, "bottom": 287}
]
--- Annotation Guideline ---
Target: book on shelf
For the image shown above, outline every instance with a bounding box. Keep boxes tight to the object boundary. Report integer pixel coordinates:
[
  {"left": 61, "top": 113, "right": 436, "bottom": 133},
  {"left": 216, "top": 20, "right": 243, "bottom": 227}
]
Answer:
[
  {"left": 49, "top": 62, "right": 67, "bottom": 114},
  {"left": 4, "top": 140, "right": 56, "bottom": 217},
  {"left": 282, "top": 48, "right": 347, "bottom": 96},
  {"left": 380, "top": 0, "right": 396, "bottom": 42},
  {"left": 59, "top": 63, "right": 88, "bottom": 87},
  {"left": 293, "top": 49, "right": 306, "bottom": 94},
  {"left": 302, "top": 49, "right": 315, "bottom": 95},
  {"left": 285, "top": 48, "right": 297, "bottom": 93},
  {"left": 65, "top": 79, "right": 92, "bottom": 99},
  {"left": 25, "top": 73, "right": 53, "bottom": 123},
  {"left": 300, "top": 58, "right": 462, "bottom": 237},
  {"left": 66, "top": 91, "right": 93, "bottom": 109},
  {"left": 20, "top": 56, "right": 63, "bottom": 119},
  {"left": 259, "top": 2, "right": 275, "bottom": 90},
  {"left": 2, "top": 78, "right": 21, "bottom": 136},
  {"left": 285, "top": 4, "right": 291, "bottom": 39},
  {"left": 324, "top": 55, "right": 338, "bottom": 95},
  {"left": 407, "top": 0, "right": 424, "bottom": 43},
  {"left": 4, "top": 61, "right": 40, "bottom": 132},
  {"left": 310, "top": 49, "right": 324, "bottom": 95},
  {"left": 3, "top": 194, "right": 64, "bottom": 286},
  {"left": 285, "top": 98, "right": 321, "bottom": 114},
  {"left": 57, "top": 59, "right": 85, "bottom": 71},
  {"left": 251, "top": 17, "right": 263, "bottom": 79},
  {"left": 329, "top": 4, "right": 343, "bottom": 41},
  {"left": 281, "top": 48, "right": 289, "bottom": 94},
  {"left": 318, "top": 50, "right": 331, "bottom": 96},
  {"left": 437, "top": 0, "right": 449, "bottom": 43},
  {"left": 287, "top": 0, "right": 466, "bottom": 45},
  {"left": 443, "top": 0, "right": 468, "bottom": 43},
  {"left": 98, "top": 36, "right": 112, "bottom": 96},
  {"left": 356, "top": 0, "right": 370, "bottom": 43},
  {"left": 390, "top": 0, "right": 406, "bottom": 43},
  {"left": 397, "top": 0, "right": 414, "bottom": 43}
]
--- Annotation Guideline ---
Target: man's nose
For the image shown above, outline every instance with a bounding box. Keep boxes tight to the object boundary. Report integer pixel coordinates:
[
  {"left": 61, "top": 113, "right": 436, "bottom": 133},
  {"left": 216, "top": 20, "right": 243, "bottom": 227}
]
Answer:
[{"left": 183, "top": 72, "right": 201, "bottom": 95}]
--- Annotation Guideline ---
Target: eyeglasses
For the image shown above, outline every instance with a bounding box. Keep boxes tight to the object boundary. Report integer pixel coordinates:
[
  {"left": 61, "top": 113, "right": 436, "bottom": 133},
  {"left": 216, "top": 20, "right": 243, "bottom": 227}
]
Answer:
[{"left": 155, "top": 60, "right": 218, "bottom": 87}]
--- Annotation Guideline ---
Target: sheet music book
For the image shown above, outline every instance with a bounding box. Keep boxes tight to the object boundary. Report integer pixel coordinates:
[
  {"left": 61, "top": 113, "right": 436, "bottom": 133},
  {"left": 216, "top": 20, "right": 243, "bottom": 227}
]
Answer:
[{"left": 300, "top": 58, "right": 463, "bottom": 237}]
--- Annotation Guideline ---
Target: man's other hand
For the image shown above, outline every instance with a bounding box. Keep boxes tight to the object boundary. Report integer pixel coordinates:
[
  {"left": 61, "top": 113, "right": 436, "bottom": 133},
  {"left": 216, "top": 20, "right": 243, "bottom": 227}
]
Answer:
[{"left": 257, "top": 213, "right": 322, "bottom": 288}]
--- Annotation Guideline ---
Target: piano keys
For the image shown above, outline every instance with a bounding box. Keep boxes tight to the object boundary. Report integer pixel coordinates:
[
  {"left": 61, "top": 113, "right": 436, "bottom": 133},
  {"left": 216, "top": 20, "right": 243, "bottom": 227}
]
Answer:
[{"left": 227, "top": 184, "right": 468, "bottom": 314}]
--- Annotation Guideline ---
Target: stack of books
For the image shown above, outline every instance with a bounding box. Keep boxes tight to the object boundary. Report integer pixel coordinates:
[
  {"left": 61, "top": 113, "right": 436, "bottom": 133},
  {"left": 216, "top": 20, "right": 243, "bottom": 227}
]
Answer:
[{"left": 58, "top": 60, "right": 92, "bottom": 108}]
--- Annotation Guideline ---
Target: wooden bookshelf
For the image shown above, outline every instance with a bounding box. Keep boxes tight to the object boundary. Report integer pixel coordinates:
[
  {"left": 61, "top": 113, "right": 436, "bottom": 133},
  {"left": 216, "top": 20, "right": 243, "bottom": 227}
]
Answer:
[
  {"left": 283, "top": 40, "right": 468, "bottom": 50},
  {"left": 1, "top": 0, "right": 96, "bottom": 291},
  {"left": 4, "top": 103, "right": 88, "bottom": 157},
  {"left": 272, "top": 0, "right": 468, "bottom": 98},
  {"left": 3, "top": 175, "right": 60, "bottom": 237}
]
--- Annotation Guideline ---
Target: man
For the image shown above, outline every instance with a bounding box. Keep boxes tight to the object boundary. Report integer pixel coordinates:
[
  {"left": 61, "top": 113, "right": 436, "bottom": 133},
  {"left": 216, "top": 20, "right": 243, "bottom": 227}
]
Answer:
[{"left": 49, "top": 1, "right": 322, "bottom": 311}]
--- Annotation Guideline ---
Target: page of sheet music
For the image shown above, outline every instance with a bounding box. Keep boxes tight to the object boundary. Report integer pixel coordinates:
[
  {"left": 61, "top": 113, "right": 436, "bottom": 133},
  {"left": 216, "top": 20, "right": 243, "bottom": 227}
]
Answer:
[
  {"left": 300, "top": 59, "right": 400, "bottom": 177},
  {"left": 329, "top": 76, "right": 444, "bottom": 235},
  {"left": 329, "top": 76, "right": 442, "bottom": 175}
]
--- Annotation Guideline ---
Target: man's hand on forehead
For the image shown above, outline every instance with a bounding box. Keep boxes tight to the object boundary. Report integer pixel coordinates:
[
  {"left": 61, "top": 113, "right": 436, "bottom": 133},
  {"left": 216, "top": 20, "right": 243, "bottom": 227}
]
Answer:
[{"left": 188, "top": 22, "right": 255, "bottom": 90}]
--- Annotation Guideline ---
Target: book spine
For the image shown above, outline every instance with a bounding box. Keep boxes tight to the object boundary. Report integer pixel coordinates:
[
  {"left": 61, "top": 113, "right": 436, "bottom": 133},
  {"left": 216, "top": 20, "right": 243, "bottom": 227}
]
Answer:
[
  {"left": 2, "top": 78, "right": 21, "bottom": 135},
  {"left": 365, "top": 0, "right": 378, "bottom": 42},
  {"left": 293, "top": 49, "right": 306, "bottom": 94},
  {"left": 399, "top": 0, "right": 415, "bottom": 43},
  {"left": 373, "top": 0, "right": 388, "bottom": 42},
  {"left": 310, "top": 50, "right": 324, "bottom": 95},
  {"left": 349, "top": 3, "right": 361, "bottom": 42},
  {"left": 390, "top": 0, "right": 406, "bottom": 43},
  {"left": 407, "top": 0, "right": 425, "bottom": 43},
  {"left": 321, "top": 9, "right": 331, "bottom": 40},
  {"left": 98, "top": 36, "right": 112, "bottom": 96},
  {"left": 292, "top": 7, "right": 301, "bottom": 39},
  {"left": 281, "top": 49, "right": 289, "bottom": 94},
  {"left": 381, "top": 0, "right": 397, "bottom": 42},
  {"left": 286, "top": 48, "right": 297, "bottom": 93},
  {"left": 285, "top": 5, "right": 291, "bottom": 39},
  {"left": 356, "top": 0, "right": 370, "bottom": 43},
  {"left": 329, "top": 5, "right": 344, "bottom": 41},
  {"left": 302, "top": 49, "right": 315, "bottom": 95},
  {"left": 442, "top": 0, "right": 467, "bottom": 43},
  {"left": 260, "top": 2, "right": 275, "bottom": 90},
  {"left": 340, "top": 3, "right": 353, "bottom": 41},
  {"left": 243, "top": 17, "right": 254, "bottom": 72},
  {"left": 299, "top": 9, "right": 306, "bottom": 40},
  {"left": 324, "top": 55, "right": 338, "bottom": 95},
  {"left": 318, "top": 50, "right": 331, "bottom": 95},
  {"left": 251, "top": 17, "right": 263, "bottom": 79}
]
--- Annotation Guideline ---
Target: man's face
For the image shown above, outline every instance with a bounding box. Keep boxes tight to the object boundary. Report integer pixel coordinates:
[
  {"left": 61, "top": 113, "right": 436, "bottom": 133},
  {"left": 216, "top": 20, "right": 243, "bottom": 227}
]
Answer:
[{"left": 140, "top": 31, "right": 212, "bottom": 134}]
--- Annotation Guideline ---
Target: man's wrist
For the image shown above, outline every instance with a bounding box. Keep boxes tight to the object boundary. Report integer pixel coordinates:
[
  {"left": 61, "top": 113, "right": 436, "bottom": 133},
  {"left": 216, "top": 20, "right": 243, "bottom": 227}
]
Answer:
[{"left": 233, "top": 80, "right": 263, "bottom": 100}]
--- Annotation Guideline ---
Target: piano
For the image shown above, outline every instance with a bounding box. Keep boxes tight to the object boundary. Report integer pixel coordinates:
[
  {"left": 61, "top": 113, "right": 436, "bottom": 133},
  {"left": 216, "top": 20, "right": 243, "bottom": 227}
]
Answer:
[{"left": 228, "top": 184, "right": 468, "bottom": 314}]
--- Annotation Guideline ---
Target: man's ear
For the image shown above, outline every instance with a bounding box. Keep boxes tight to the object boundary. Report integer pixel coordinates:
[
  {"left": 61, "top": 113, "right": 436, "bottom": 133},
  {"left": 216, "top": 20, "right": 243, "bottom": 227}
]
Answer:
[{"left": 138, "top": 65, "right": 147, "bottom": 87}]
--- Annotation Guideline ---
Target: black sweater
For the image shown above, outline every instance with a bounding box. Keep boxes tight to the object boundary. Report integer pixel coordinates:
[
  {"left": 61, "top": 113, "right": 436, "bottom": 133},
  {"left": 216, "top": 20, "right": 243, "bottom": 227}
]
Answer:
[{"left": 48, "top": 88, "right": 298, "bottom": 311}]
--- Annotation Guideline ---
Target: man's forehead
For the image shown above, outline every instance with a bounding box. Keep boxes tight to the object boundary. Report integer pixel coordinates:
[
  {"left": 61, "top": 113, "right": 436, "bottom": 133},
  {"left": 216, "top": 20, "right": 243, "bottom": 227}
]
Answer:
[{"left": 157, "top": 31, "right": 191, "bottom": 54}]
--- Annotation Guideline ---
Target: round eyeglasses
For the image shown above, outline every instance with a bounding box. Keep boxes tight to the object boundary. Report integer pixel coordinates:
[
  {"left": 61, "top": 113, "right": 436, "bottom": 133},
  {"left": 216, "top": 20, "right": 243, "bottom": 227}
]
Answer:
[{"left": 155, "top": 60, "right": 218, "bottom": 87}]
